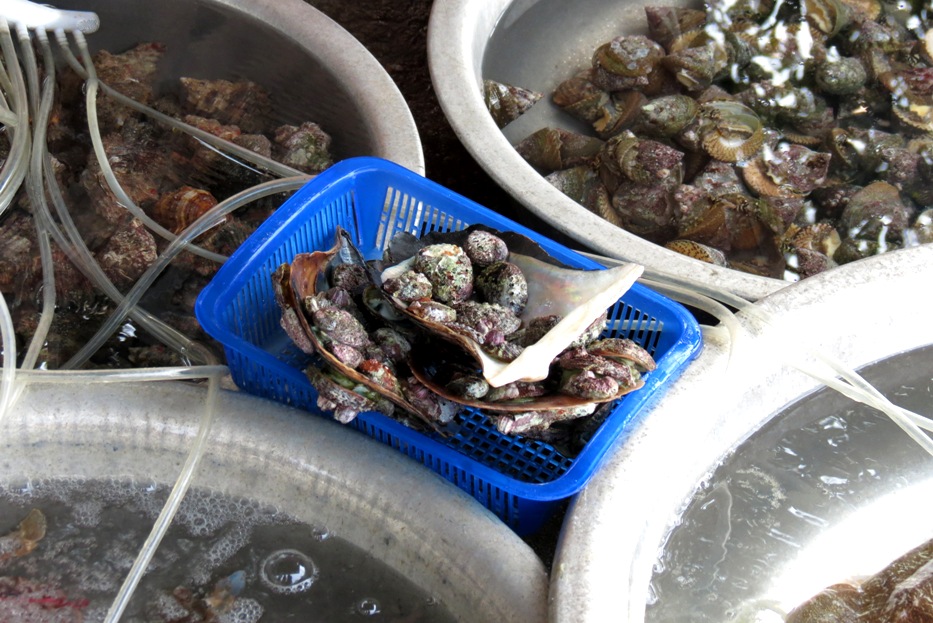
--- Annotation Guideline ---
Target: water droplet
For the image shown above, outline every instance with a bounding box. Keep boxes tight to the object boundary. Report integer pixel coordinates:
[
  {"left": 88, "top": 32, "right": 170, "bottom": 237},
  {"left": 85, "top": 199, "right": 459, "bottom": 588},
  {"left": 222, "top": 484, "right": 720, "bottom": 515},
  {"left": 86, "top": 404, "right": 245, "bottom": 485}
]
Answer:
[
  {"left": 311, "top": 526, "right": 331, "bottom": 541},
  {"left": 259, "top": 549, "right": 318, "bottom": 595},
  {"left": 355, "top": 598, "right": 381, "bottom": 616}
]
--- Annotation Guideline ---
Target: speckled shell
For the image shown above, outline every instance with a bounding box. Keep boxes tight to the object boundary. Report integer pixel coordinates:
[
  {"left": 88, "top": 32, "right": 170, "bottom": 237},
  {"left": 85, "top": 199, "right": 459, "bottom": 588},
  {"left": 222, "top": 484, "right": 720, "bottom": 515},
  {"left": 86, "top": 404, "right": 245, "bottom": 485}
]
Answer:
[
  {"left": 665, "top": 239, "right": 729, "bottom": 266},
  {"left": 698, "top": 100, "right": 765, "bottom": 162},
  {"left": 484, "top": 79, "right": 543, "bottom": 128}
]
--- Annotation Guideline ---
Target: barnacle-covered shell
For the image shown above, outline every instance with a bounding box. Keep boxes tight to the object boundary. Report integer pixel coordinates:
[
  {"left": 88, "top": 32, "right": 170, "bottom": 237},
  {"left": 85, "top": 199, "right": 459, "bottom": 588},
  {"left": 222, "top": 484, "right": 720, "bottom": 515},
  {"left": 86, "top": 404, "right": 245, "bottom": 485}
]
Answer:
[
  {"left": 382, "top": 269, "right": 433, "bottom": 303},
  {"left": 596, "top": 91, "right": 650, "bottom": 139},
  {"left": 408, "top": 299, "right": 457, "bottom": 323},
  {"left": 560, "top": 370, "right": 622, "bottom": 400},
  {"left": 603, "top": 133, "right": 685, "bottom": 186},
  {"left": 483, "top": 79, "right": 543, "bottom": 128},
  {"left": 636, "top": 94, "right": 698, "bottom": 138},
  {"left": 675, "top": 185, "right": 732, "bottom": 248},
  {"left": 413, "top": 243, "right": 474, "bottom": 304},
  {"left": 494, "top": 404, "right": 597, "bottom": 435},
  {"left": 698, "top": 100, "right": 764, "bottom": 162},
  {"left": 371, "top": 327, "right": 412, "bottom": 365},
  {"left": 306, "top": 366, "right": 393, "bottom": 424},
  {"left": 387, "top": 239, "right": 643, "bottom": 387},
  {"left": 815, "top": 56, "right": 867, "bottom": 95},
  {"left": 273, "top": 122, "right": 334, "bottom": 173},
  {"left": 330, "top": 263, "right": 370, "bottom": 293},
  {"left": 445, "top": 374, "right": 490, "bottom": 401},
  {"left": 475, "top": 261, "right": 529, "bottom": 314},
  {"left": 450, "top": 300, "right": 522, "bottom": 344},
  {"left": 611, "top": 182, "right": 678, "bottom": 243},
  {"left": 744, "top": 144, "right": 831, "bottom": 197},
  {"left": 553, "top": 70, "right": 607, "bottom": 119},
  {"left": 464, "top": 229, "right": 509, "bottom": 267}
]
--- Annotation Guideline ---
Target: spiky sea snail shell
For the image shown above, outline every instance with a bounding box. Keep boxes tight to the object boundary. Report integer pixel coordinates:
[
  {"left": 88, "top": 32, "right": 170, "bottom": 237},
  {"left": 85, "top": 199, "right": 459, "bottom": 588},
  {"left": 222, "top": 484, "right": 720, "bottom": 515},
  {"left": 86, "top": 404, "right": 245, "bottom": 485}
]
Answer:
[{"left": 697, "top": 100, "right": 764, "bottom": 162}]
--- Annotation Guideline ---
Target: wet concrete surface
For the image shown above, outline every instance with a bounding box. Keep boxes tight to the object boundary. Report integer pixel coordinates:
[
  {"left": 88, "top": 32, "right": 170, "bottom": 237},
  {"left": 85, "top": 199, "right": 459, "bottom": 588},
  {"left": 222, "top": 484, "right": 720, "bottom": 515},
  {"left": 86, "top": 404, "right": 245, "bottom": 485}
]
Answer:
[{"left": 306, "top": 0, "right": 569, "bottom": 568}]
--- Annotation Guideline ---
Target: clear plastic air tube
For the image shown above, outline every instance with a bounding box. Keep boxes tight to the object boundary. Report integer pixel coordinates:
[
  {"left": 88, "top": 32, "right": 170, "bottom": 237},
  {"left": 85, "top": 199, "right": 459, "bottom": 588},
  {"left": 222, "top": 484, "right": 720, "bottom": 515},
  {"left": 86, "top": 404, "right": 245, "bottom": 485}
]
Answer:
[
  {"left": 0, "top": 291, "right": 17, "bottom": 421},
  {"left": 21, "top": 33, "right": 59, "bottom": 372},
  {"left": 38, "top": 147, "right": 205, "bottom": 363},
  {"left": 63, "top": 176, "right": 310, "bottom": 369},
  {"left": 16, "top": 365, "right": 229, "bottom": 384},
  {"left": 0, "top": 20, "right": 31, "bottom": 216},
  {"left": 589, "top": 253, "right": 933, "bottom": 455},
  {"left": 103, "top": 371, "right": 222, "bottom": 623}
]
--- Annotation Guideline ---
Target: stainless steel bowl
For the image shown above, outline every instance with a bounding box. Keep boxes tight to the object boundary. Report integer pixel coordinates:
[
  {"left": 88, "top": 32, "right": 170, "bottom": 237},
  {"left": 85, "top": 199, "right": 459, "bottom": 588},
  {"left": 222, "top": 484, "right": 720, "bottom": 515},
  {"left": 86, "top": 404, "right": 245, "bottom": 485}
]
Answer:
[
  {"left": 428, "top": 0, "right": 787, "bottom": 300},
  {"left": 2, "top": 381, "right": 547, "bottom": 621},
  {"left": 54, "top": 0, "right": 424, "bottom": 173},
  {"left": 550, "top": 244, "right": 933, "bottom": 622}
]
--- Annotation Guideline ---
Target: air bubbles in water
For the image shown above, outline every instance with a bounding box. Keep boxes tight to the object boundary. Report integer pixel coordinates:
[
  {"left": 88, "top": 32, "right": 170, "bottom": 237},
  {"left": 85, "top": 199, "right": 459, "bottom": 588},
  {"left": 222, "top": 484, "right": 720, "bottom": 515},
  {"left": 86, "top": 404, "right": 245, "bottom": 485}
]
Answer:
[
  {"left": 355, "top": 598, "right": 381, "bottom": 616},
  {"left": 259, "top": 549, "right": 318, "bottom": 595}
]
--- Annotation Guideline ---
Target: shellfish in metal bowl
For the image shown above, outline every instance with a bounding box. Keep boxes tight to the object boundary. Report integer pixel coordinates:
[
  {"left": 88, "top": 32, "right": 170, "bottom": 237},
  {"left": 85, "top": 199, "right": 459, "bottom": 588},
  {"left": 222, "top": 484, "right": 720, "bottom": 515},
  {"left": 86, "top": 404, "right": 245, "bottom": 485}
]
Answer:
[
  {"left": 272, "top": 225, "right": 654, "bottom": 443},
  {"left": 428, "top": 0, "right": 933, "bottom": 300}
]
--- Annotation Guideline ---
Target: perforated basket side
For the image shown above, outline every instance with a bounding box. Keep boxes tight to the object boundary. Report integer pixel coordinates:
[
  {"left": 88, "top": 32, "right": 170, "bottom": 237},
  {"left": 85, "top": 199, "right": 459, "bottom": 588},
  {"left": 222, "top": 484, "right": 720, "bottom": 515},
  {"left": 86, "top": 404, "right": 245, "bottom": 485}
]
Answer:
[{"left": 197, "top": 180, "right": 362, "bottom": 407}]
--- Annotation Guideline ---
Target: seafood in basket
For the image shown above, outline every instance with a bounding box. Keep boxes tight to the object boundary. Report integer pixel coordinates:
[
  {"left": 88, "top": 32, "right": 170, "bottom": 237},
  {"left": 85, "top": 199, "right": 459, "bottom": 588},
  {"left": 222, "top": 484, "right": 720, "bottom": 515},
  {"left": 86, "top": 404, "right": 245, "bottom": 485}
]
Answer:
[
  {"left": 511, "top": 0, "right": 933, "bottom": 282},
  {"left": 273, "top": 225, "right": 654, "bottom": 440}
]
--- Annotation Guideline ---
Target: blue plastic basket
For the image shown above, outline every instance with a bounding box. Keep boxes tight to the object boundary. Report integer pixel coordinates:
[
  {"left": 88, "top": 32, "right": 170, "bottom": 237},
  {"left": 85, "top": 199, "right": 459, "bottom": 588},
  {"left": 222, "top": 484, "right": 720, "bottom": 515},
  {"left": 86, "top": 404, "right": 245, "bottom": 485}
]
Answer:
[{"left": 195, "top": 157, "right": 702, "bottom": 535}]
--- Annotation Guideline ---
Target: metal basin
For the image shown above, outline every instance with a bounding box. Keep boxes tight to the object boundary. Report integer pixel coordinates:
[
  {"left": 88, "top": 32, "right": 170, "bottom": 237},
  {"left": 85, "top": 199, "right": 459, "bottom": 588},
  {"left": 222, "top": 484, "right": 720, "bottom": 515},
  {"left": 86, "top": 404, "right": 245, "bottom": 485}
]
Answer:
[
  {"left": 1, "top": 381, "right": 547, "bottom": 621},
  {"left": 53, "top": 0, "right": 424, "bottom": 173},
  {"left": 549, "top": 244, "right": 933, "bottom": 622},
  {"left": 429, "top": 0, "right": 799, "bottom": 300}
]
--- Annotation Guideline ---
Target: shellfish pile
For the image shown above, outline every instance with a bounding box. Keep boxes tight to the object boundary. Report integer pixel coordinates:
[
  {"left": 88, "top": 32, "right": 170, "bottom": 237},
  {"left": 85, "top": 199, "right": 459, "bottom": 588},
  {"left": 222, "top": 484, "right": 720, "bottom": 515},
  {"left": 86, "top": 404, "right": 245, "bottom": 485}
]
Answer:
[
  {"left": 512, "top": 0, "right": 933, "bottom": 280},
  {"left": 0, "top": 41, "right": 333, "bottom": 368},
  {"left": 274, "top": 226, "right": 655, "bottom": 445}
]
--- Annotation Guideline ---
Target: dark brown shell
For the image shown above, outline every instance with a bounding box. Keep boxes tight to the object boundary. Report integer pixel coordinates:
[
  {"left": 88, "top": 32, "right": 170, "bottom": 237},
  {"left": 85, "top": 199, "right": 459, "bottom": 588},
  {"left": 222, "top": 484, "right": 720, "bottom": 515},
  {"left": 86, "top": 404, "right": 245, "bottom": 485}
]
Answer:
[
  {"left": 179, "top": 77, "right": 271, "bottom": 133},
  {"left": 484, "top": 79, "right": 543, "bottom": 128},
  {"left": 153, "top": 186, "right": 220, "bottom": 234}
]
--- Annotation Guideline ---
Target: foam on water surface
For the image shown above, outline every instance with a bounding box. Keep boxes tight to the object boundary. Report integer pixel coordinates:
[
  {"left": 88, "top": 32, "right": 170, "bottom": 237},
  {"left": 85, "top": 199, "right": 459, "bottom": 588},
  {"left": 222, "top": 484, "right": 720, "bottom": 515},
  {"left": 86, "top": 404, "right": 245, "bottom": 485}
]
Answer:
[{"left": 0, "top": 478, "right": 456, "bottom": 622}]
